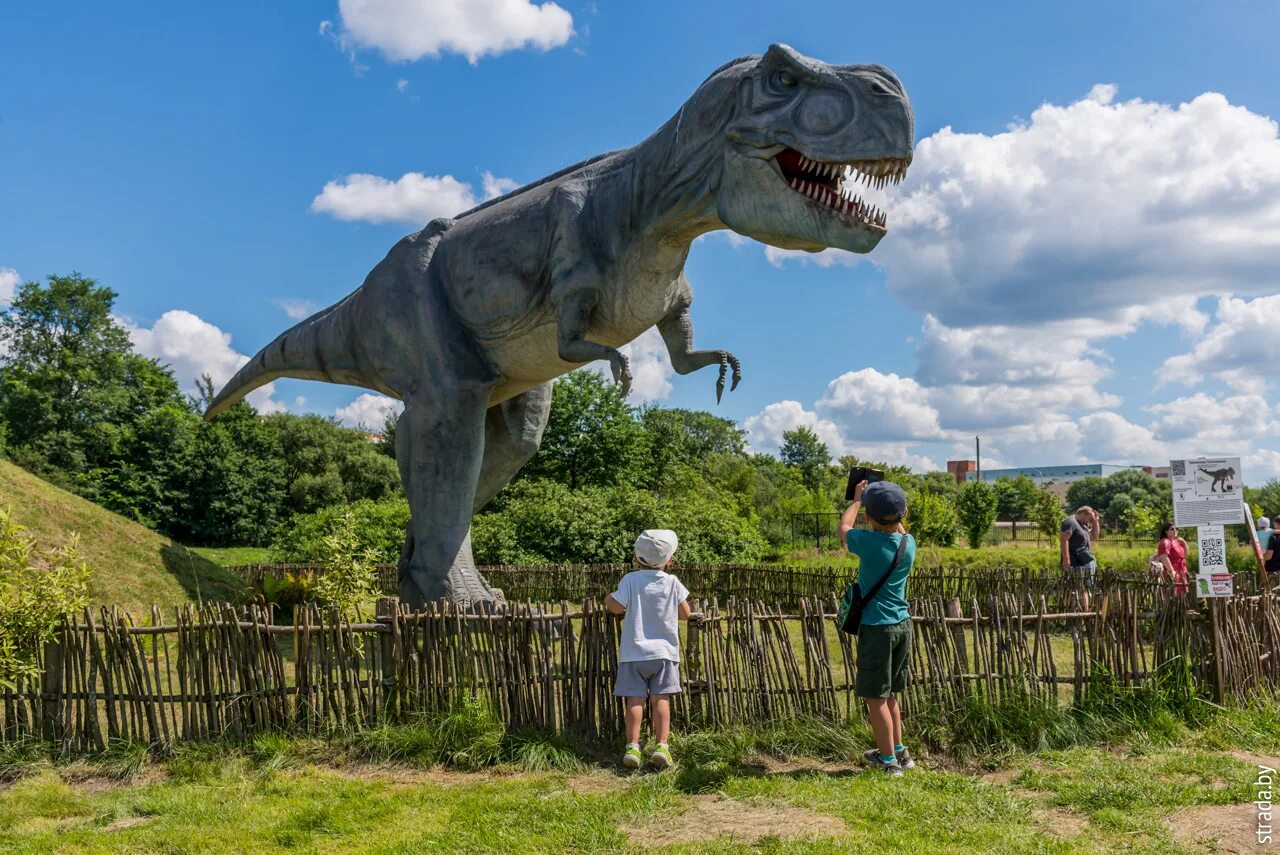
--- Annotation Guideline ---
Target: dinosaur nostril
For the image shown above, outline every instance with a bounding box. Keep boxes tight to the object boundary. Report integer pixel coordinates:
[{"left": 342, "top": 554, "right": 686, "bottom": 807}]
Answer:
[{"left": 797, "top": 91, "right": 851, "bottom": 135}]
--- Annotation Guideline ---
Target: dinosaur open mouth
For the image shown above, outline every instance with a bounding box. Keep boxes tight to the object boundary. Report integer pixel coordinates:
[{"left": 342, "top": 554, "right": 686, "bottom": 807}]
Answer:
[{"left": 773, "top": 148, "right": 909, "bottom": 230}]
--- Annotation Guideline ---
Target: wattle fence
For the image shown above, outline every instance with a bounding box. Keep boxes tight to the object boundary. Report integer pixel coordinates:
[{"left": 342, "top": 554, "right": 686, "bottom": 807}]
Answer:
[{"left": 3, "top": 564, "right": 1279, "bottom": 753}]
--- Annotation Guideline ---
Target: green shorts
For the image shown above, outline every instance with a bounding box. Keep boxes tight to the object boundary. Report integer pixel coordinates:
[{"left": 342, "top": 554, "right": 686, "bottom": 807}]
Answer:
[{"left": 855, "top": 618, "right": 913, "bottom": 698}]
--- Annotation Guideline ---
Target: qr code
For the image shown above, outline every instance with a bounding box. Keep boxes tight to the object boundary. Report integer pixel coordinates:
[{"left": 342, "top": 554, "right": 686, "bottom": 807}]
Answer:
[
  {"left": 1171, "top": 460, "right": 1186, "bottom": 477},
  {"left": 1200, "top": 536, "right": 1225, "bottom": 567}
]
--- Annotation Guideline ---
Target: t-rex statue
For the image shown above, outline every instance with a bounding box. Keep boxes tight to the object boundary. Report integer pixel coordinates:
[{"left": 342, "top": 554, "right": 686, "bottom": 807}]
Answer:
[
  {"left": 205, "top": 44, "right": 914, "bottom": 609},
  {"left": 1199, "top": 467, "right": 1236, "bottom": 492}
]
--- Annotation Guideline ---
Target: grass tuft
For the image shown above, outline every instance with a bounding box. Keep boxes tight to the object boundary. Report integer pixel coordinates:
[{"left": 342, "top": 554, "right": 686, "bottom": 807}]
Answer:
[{"left": 0, "top": 738, "right": 47, "bottom": 782}]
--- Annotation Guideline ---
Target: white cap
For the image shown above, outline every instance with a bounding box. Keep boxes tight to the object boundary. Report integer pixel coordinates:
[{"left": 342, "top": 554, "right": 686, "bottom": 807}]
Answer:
[{"left": 633, "top": 529, "right": 678, "bottom": 568}]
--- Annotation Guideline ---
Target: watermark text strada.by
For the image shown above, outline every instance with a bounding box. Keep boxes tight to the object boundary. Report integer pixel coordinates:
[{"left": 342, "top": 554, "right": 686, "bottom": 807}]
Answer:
[{"left": 1258, "top": 764, "right": 1275, "bottom": 845}]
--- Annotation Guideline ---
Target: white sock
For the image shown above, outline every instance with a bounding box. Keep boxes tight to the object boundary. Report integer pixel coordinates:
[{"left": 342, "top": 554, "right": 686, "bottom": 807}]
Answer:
[{"left": 627, "top": 742, "right": 640, "bottom": 750}]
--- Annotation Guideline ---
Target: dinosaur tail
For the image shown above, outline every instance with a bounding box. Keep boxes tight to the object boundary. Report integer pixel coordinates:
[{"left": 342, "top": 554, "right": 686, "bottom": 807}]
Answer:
[{"left": 204, "top": 291, "right": 366, "bottom": 420}]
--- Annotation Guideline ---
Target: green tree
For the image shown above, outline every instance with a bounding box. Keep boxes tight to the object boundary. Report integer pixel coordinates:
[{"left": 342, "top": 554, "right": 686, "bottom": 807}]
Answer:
[
  {"left": 907, "top": 489, "right": 959, "bottom": 546},
  {"left": 640, "top": 406, "right": 745, "bottom": 489},
  {"left": 0, "top": 273, "right": 196, "bottom": 525},
  {"left": 269, "top": 413, "right": 401, "bottom": 514},
  {"left": 521, "top": 370, "right": 648, "bottom": 489},
  {"left": 1029, "top": 488, "right": 1065, "bottom": 540},
  {"left": 955, "top": 481, "right": 999, "bottom": 549},
  {"left": 1120, "top": 501, "right": 1162, "bottom": 540},
  {"left": 780, "top": 426, "right": 831, "bottom": 492},
  {"left": 993, "top": 476, "right": 1039, "bottom": 540},
  {"left": 1245, "top": 480, "right": 1280, "bottom": 521},
  {"left": 1065, "top": 470, "right": 1172, "bottom": 527}
]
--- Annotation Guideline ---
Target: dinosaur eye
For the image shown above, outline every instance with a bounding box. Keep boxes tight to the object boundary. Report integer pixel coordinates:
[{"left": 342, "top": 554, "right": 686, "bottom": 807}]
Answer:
[
  {"left": 771, "top": 70, "right": 798, "bottom": 90},
  {"left": 870, "top": 81, "right": 892, "bottom": 96}
]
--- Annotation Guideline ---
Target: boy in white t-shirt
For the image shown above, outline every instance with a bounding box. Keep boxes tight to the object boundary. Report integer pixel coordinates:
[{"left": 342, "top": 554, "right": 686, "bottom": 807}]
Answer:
[{"left": 605, "top": 529, "right": 691, "bottom": 769}]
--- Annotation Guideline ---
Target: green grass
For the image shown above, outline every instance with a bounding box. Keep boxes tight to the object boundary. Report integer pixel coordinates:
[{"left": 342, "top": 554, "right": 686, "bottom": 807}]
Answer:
[
  {"left": 0, "top": 738, "right": 1267, "bottom": 853},
  {"left": 189, "top": 546, "right": 273, "bottom": 567},
  {"left": 0, "top": 461, "right": 245, "bottom": 608}
]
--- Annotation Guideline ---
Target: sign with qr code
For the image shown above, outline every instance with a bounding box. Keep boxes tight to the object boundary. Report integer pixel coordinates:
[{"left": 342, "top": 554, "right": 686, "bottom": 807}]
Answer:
[
  {"left": 1196, "top": 524, "right": 1233, "bottom": 597},
  {"left": 1170, "top": 457, "right": 1244, "bottom": 526}
]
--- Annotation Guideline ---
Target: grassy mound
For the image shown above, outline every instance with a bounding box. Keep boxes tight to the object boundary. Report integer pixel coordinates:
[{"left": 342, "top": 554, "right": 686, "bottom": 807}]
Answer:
[{"left": 0, "top": 461, "right": 244, "bottom": 608}]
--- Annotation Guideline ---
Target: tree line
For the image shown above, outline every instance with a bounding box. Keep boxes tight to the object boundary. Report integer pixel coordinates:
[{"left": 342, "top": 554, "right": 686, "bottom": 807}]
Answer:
[{"left": 1, "top": 273, "right": 1226, "bottom": 566}]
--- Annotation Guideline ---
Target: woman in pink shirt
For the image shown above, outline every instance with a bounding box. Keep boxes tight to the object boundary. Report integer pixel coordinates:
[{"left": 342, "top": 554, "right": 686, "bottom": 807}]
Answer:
[{"left": 1155, "top": 523, "right": 1189, "bottom": 595}]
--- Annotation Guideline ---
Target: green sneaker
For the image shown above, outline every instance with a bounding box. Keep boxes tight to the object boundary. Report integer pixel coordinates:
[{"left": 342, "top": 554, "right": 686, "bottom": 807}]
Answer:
[
  {"left": 621, "top": 744, "right": 643, "bottom": 769},
  {"left": 649, "top": 744, "right": 673, "bottom": 769}
]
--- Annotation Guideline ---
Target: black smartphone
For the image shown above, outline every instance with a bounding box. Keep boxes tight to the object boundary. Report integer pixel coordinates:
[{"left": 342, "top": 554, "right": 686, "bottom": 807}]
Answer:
[{"left": 844, "top": 466, "right": 885, "bottom": 500}]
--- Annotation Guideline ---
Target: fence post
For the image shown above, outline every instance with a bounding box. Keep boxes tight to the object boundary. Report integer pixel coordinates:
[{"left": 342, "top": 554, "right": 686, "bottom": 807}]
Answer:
[
  {"left": 1209, "top": 599, "right": 1226, "bottom": 704},
  {"left": 40, "top": 625, "right": 65, "bottom": 744},
  {"left": 376, "top": 598, "right": 397, "bottom": 721},
  {"left": 946, "top": 598, "right": 968, "bottom": 669}
]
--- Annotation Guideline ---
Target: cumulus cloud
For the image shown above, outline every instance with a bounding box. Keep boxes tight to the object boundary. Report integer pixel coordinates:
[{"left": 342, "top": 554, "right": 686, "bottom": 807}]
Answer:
[
  {"left": 335, "top": 392, "right": 403, "bottom": 429},
  {"left": 742, "top": 400, "right": 937, "bottom": 471},
  {"left": 815, "top": 369, "right": 945, "bottom": 441},
  {"left": 1159, "top": 294, "right": 1280, "bottom": 389},
  {"left": 333, "top": 0, "right": 574, "bottom": 64},
  {"left": 310, "top": 170, "right": 516, "bottom": 225},
  {"left": 751, "top": 87, "right": 1280, "bottom": 479},
  {"left": 767, "top": 86, "right": 1280, "bottom": 330},
  {"left": 275, "top": 298, "right": 319, "bottom": 320},
  {"left": 0, "top": 268, "right": 18, "bottom": 305},
  {"left": 127, "top": 310, "right": 285, "bottom": 413}
]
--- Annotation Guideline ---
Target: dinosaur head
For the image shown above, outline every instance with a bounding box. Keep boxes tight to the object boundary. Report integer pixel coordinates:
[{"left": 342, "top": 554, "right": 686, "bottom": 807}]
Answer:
[{"left": 714, "top": 44, "right": 913, "bottom": 254}]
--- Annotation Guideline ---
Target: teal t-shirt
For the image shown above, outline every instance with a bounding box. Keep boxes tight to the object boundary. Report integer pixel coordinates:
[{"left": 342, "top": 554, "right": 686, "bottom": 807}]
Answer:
[{"left": 845, "top": 530, "right": 915, "bottom": 626}]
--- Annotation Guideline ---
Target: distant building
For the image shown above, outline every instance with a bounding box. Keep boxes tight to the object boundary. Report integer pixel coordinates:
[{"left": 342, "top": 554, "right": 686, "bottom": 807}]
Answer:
[
  {"left": 961, "top": 463, "right": 1149, "bottom": 500},
  {"left": 946, "top": 460, "right": 977, "bottom": 484}
]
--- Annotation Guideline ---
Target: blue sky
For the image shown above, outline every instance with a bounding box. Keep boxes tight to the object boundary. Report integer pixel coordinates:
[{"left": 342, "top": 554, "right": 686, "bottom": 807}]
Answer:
[{"left": 4, "top": 1, "right": 1280, "bottom": 481}]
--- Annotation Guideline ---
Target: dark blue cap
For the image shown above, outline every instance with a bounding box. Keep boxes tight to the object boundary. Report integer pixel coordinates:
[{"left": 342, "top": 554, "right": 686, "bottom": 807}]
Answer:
[{"left": 863, "top": 481, "right": 907, "bottom": 521}]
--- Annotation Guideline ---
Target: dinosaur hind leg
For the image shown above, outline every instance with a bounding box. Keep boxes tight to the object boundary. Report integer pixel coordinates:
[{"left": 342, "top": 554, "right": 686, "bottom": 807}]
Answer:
[
  {"left": 396, "top": 383, "right": 553, "bottom": 607},
  {"left": 395, "top": 381, "right": 495, "bottom": 610},
  {"left": 473, "top": 383, "right": 553, "bottom": 513}
]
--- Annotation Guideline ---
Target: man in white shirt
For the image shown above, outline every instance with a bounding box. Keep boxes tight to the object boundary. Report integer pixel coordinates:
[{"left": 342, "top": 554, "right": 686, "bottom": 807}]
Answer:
[{"left": 605, "top": 529, "right": 690, "bottom": 769}]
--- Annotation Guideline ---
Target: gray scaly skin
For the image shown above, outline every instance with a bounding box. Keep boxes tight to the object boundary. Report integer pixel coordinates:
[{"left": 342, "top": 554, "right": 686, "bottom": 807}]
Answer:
[{"left": 206, "top": 44, "right": 914, "bottom": 609}]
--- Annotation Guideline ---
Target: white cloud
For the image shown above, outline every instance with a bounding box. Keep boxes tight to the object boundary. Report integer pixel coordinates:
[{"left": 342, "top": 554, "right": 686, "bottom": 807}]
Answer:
[
  {"left": 395, "top": 78, "right": 409, "bottom": 92},
  {"left": 275, "top": 298, "right": 319, "bottom": 320},
  {"left": 744, "top": 400, "right": 849, "bottom": 455},
  {"left": 127, "top": 310, "right": 285, "bottom": 413},
  {"left": 1159, "top": 294, "right": 1280, "bottom": 389},
  {"left": 481, "top": 171, "right": 519, "bottom": 200},
  {"left": 334, "top": 0, "right": 574, "bottom": 64},
  {"left": 767, "top": 86, "right": 1280, "bottom": 331},
  {"left": 0, "top": 268, "right": 18, "bottom": 305},
  {"left": 815, "top": 369, "right": 945, "bottom": 441},
  {"left": 311, "top": 170, "right": 516, "bottom": 225},
  {"left": 742, "top": 400, "right": 937, "bottom": 471},
  {"left": 335, "top": 392, "right": 403, "bottom": 428}
]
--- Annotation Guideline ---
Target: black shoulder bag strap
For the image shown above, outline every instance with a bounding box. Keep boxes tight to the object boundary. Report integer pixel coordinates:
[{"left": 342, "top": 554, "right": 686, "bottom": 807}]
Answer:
[{"left": 860, "top": 533, "right": 910, "bottom": 606}]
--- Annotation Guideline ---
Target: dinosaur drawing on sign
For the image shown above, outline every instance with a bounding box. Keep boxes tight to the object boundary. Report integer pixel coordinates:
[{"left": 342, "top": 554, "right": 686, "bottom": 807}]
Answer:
[
  {"left": 1199, "top": 467, "right": 1237, "bottom": 492},
  {"left": 205, "top": 44, "right": 914, "bottom": 608}
]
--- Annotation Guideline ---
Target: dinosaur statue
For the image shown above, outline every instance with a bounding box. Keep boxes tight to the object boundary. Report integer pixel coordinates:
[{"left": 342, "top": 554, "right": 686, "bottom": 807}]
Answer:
[
  {"left": 1199, "top": 467, "right": 1236, "bottom": 492},
  {"left": 206, "top": 44, "right": 914, "bottom": 609}
]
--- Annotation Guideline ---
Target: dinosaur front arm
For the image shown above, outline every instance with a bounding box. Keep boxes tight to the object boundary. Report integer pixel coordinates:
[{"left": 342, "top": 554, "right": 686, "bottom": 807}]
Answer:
[
  {"left": 657, "top": 300, "right": 741, "bottom": 403},
  {"left": 557, "top": 289, "right": 633, "bottom": 395}
]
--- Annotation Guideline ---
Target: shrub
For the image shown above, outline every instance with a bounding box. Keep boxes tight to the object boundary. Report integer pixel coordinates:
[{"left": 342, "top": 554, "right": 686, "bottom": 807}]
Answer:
[
  {"left": 955, "top": 482, "right": 999, "bottom": 549},
  {"left": 312, "top": 512, "right": 379, "bottom": 616},
  {"left": 907, "top": 489, "right": 959, "bottom": 546},
  {"left": 0, "top": 508, "right": 90, "bottom": 689},
  {"left": 271, "top": 498, "right": 409, "bottom": 564}
]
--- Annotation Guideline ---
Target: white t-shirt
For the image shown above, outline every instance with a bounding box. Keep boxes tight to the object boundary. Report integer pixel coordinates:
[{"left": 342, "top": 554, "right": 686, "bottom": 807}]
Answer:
[{"left": 610, "top": 569, "right": 689, "bottom": 663}]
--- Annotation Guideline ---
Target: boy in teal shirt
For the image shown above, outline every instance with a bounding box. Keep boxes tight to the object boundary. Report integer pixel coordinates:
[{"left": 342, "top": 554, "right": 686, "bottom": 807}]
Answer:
[{"left": 838, "top": 479, "right": 916, "bottom": 777}]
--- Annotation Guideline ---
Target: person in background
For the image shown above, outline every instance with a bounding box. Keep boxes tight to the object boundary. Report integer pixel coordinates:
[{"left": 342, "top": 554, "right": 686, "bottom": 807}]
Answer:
[
  {"left": 838, "top": 480, "right": 917, "bottom": 777},
  {"left": 1155, "top": 522, "right": 1189, "bottom": 596},
  {"left": 1257, "top": 516, "right": 1271, "bottom": 552},
  {"left": 1265, "top": 518, "right": 1280, "bottom": 577},
  {"left": 1060, "top": 506, "right": 1101, "bottom": 591},
  {"left": 605, "top": 529, "right": 690, "bottom": 770}
]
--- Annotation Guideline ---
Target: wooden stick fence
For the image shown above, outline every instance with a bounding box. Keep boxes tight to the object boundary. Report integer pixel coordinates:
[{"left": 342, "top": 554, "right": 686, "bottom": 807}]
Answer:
[
  {"left": 232, "top": 561, "right": 1224, "bottom": 612},
  {"left": 4, "top": 586, "right": 1278, "bottom": 753}
]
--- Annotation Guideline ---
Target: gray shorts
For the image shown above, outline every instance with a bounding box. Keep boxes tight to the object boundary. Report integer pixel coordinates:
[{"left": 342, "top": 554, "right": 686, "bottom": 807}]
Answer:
[
  {"left": 614, "top": 659, "right": 681, "bottom": 698},
  {"left": 1066, "top": 560, "right": 1097, "bottom": 589}
]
